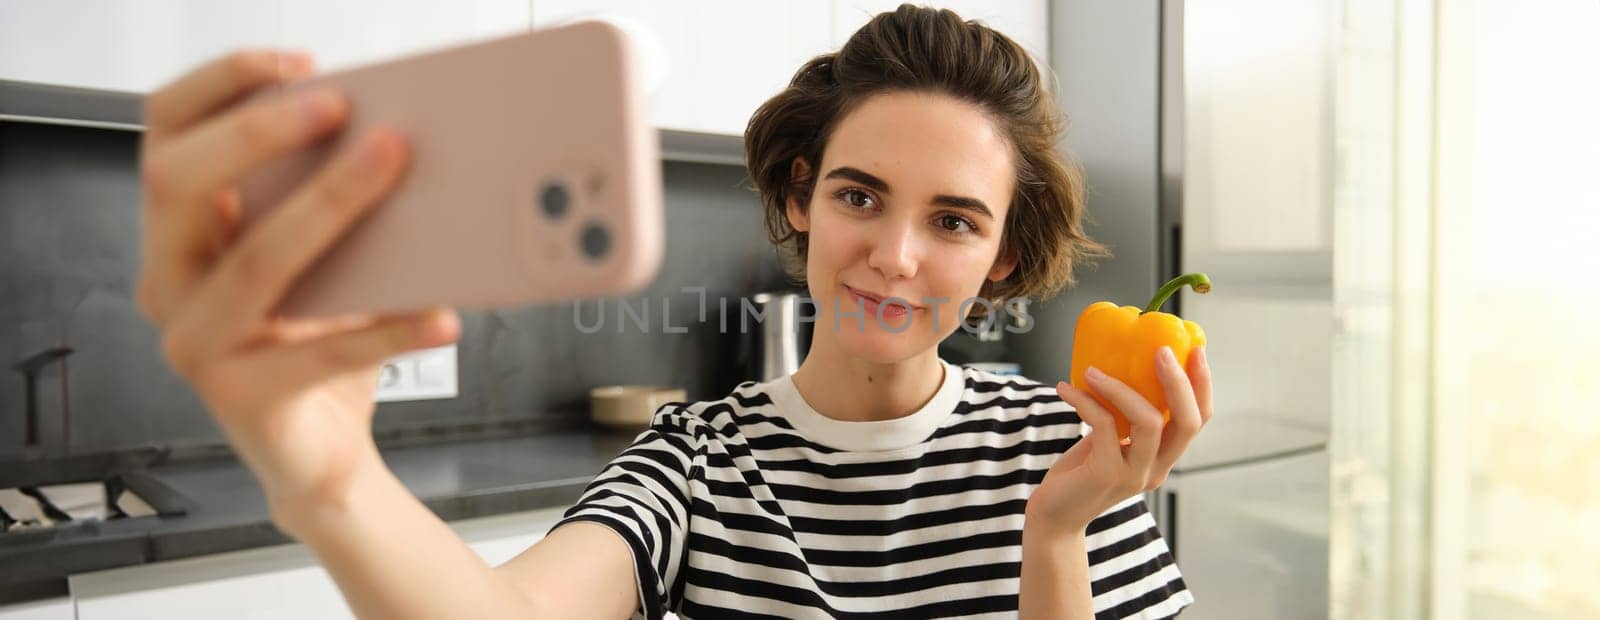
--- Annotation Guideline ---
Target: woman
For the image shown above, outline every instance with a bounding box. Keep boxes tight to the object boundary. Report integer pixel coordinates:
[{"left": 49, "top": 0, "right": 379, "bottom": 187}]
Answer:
[{"left": 137, "top": 5, "right": 1210, "bottom": 618}]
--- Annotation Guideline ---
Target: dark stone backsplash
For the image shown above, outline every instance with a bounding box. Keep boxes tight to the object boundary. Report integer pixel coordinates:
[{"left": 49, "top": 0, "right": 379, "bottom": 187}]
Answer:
[{"left": 0, "top": 120, "right": 788, "bottom": 459}]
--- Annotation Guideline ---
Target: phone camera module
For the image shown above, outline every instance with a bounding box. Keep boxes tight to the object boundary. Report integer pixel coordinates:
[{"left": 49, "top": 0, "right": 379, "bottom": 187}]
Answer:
[
  {"left": 580, "top": 221, "right": 610, "bottom": 261},
  {"left": 539, "top": 180, "right": 571, "bottom": 219}
]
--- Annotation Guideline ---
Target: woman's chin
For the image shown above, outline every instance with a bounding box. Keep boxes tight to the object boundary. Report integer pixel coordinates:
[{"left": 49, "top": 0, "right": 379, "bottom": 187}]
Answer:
[{"left": 831, "top": 321, "right": 930, "bottom": 364}]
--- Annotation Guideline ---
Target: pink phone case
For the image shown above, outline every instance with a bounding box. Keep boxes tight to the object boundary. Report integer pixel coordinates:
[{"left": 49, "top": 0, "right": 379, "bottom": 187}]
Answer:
[{"left": 236, "top": 21, "right": 664, "bottom": 318}]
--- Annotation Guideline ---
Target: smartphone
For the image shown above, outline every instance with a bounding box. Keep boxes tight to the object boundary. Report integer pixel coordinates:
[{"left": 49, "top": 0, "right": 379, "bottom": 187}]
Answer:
[{"left": 235, "top": 20, "right": 664, "bottom": 318}]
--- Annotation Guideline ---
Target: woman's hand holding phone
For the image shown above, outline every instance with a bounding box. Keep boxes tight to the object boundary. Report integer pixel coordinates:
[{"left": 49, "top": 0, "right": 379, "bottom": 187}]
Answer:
[
  {"left": 131, "top": 31, "right": 658, "bottom": 616},
  {"left": 135, "top": 50, "right": 460, "bottom": 523}
]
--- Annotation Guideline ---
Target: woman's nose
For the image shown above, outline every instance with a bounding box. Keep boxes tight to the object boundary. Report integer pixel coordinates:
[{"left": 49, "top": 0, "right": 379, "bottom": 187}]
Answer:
[{"left": 866, "top": 217, "right": 920, "bottom": 281}]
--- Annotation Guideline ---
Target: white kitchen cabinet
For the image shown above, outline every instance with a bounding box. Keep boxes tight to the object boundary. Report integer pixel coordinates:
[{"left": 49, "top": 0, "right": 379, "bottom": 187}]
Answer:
[
  {"left": 831, "top": 1, "right": 1050, "bottom": 68},
  {"left": 242, "top": 1, "right": 531, "bottom": 77},
  {"left": 73, "top": 551, "right": 352, "bottom": 620},
  {"left": 4, "top": 0, "right": 1046, "bottom": 138},
  {"left": 0, "top": 0, "right": 529, "bottom": 93},
  {"left": 0, "top": 598, "right": 73, "bottom": 620},
  {"left": 530, "top": 1, "right": 1047, "bottom": 137},
  {"left": 532, "top": 1, "right": 835, "bottom": 136},
  {"left": 69, "top": 507, "right": 565, "bottom": 619}
]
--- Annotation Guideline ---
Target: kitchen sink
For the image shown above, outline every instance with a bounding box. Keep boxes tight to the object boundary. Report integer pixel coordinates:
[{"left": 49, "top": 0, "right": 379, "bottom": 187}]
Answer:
[{"left": 0, "top": 447, "right": 191, "bottom": 536}]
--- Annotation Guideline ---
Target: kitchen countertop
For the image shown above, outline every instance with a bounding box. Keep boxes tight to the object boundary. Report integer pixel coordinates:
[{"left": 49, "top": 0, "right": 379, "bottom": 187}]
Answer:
[{"left": 0, "top": 430, "right": 637, "bottom": 604}]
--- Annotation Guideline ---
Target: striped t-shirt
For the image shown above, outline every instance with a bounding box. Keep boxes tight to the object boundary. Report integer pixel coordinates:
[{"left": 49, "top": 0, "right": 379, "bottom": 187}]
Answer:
[{"left": 550, "top": 360, "right": 1194, "bottom": 619}]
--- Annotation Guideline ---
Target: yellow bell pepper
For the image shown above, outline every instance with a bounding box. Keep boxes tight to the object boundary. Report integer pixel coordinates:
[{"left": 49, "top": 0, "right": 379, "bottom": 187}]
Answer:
[{"left": 1069, "top": 273, "right": 1210, "bottom": 440}]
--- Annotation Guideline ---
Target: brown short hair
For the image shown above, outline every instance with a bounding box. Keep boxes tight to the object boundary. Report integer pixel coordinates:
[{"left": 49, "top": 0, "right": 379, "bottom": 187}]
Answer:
[{"left": 744, "top": 4, "right": 1110, "bottom": 311}]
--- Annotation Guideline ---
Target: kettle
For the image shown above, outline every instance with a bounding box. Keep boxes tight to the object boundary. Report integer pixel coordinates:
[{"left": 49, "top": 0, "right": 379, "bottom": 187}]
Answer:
[{"left": 735, "top": 291, "right": 809, "bottom": 382}]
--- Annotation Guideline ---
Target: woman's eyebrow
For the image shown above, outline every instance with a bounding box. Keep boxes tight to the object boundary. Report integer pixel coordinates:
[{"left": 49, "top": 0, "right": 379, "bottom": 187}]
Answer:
[
  {"left": 824, "top": 166, "right": 891, "bottom": 193},
  {"left": 824, "top": 165, "right": 994, "bottom": 220},
  {"left": 932, "top": 195, "right": 993, "bottom": 219}
]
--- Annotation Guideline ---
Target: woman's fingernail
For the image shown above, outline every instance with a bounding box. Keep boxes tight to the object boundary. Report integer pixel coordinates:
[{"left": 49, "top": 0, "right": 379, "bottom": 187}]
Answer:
[
  {"left": 275, "top": 52, "right": 314, "bottom": 79},
  {"left": 360, "top": 131, "right": 398, "bottom": 171},
  {"left": 284, "top": 52, "right": 315, "bottom": 75},
  {"left": 1160, "top": 346, "right": 1177, "bottom": 366},
  {"left": 414, "top": 310, "right": 458, "bottom": 343},
  {"left": 299, "top": 88, "right": 343, "bottom": 125},
  {"left": 1086, "top": 366, "right": 1107, "bottom": 383}
]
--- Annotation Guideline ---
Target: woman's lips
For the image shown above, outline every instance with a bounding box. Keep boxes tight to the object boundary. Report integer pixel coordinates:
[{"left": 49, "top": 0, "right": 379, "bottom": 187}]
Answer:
[{"left": 842, "top": 284, "right": 916, "bottom": 320}]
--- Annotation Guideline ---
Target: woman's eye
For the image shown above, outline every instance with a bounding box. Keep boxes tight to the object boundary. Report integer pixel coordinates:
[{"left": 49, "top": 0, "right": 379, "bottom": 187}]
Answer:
[
  {"left": 838, "top": 188, "right": 875, "bottom": 209},
  {"left": 938, "top": 214, "right": 976, "bottom": 234}
]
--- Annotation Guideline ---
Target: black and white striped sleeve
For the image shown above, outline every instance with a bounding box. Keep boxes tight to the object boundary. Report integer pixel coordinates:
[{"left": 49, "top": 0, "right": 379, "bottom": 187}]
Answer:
[
  {"left": 548, "top": 411, "right": 698, "bottom": 620},
  {"left": 1085, "top": 494, "right": 1195, "bottom": 619}
]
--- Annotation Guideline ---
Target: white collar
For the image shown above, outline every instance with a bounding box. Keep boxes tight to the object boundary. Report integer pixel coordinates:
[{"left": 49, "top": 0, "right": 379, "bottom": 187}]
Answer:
[{"left": 763, "top": 359, "right": 964, "bottom": 452}]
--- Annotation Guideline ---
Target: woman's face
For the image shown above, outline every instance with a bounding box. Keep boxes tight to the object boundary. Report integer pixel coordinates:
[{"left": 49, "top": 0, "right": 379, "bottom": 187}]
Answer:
[{"left": 787, "top": 91, "right": 1018, "bottom": 365}]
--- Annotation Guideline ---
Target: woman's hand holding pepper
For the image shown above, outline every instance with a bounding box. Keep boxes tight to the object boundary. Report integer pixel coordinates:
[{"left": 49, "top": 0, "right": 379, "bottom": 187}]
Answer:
[{"left": 1026, "top": 345, "right": 1214, "bottom": 535}]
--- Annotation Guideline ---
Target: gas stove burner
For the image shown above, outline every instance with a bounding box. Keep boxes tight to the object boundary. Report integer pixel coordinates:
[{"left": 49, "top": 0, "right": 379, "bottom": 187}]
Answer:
[{"left": 0, "top": 476, "right": 164, "bottom": 534}]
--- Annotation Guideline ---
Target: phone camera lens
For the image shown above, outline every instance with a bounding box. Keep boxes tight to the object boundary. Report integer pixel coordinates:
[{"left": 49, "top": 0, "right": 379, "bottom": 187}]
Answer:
[
  {"left": 539, "top": 181, "right": 570, "bottom": 219},
  {"left": 580, "top": 221, "right": 610, "bottom": 261}
]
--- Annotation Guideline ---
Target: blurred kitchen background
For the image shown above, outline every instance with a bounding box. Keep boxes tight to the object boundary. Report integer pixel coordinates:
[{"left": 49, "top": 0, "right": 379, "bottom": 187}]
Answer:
[{"left": 1, "top": 1, "right": 1595, "bottom": 619}]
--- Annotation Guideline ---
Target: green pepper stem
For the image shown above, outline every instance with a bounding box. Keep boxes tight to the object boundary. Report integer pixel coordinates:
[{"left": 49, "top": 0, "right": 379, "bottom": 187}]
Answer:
[{"left": 1142, "top": 273, "right": 1212, "bottom": 314}]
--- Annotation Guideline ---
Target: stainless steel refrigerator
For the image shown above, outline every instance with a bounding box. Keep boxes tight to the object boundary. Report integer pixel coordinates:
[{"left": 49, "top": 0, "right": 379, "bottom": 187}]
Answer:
[{"left": 1011, "top": 1, "right": 1337, "bottom": 617}]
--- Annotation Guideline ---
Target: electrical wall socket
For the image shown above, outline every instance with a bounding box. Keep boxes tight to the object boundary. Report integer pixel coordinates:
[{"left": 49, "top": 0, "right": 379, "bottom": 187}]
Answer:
[{"left": 374, "top": 344, "right": 458, "bottom": 403}]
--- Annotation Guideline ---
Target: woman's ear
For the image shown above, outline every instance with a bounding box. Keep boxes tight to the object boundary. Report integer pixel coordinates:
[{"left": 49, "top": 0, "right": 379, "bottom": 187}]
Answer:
[
  {"left": 988, "top": 247, "right": 1018, "bottom": 282},
  {"left": 785, "top": 157, "right": 812, "bottom": 233}
]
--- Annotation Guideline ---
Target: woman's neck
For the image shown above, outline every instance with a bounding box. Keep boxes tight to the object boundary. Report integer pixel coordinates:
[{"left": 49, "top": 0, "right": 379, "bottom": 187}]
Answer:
[{"left": 789, "top": 335, "right": 946, "bottom": 423}]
